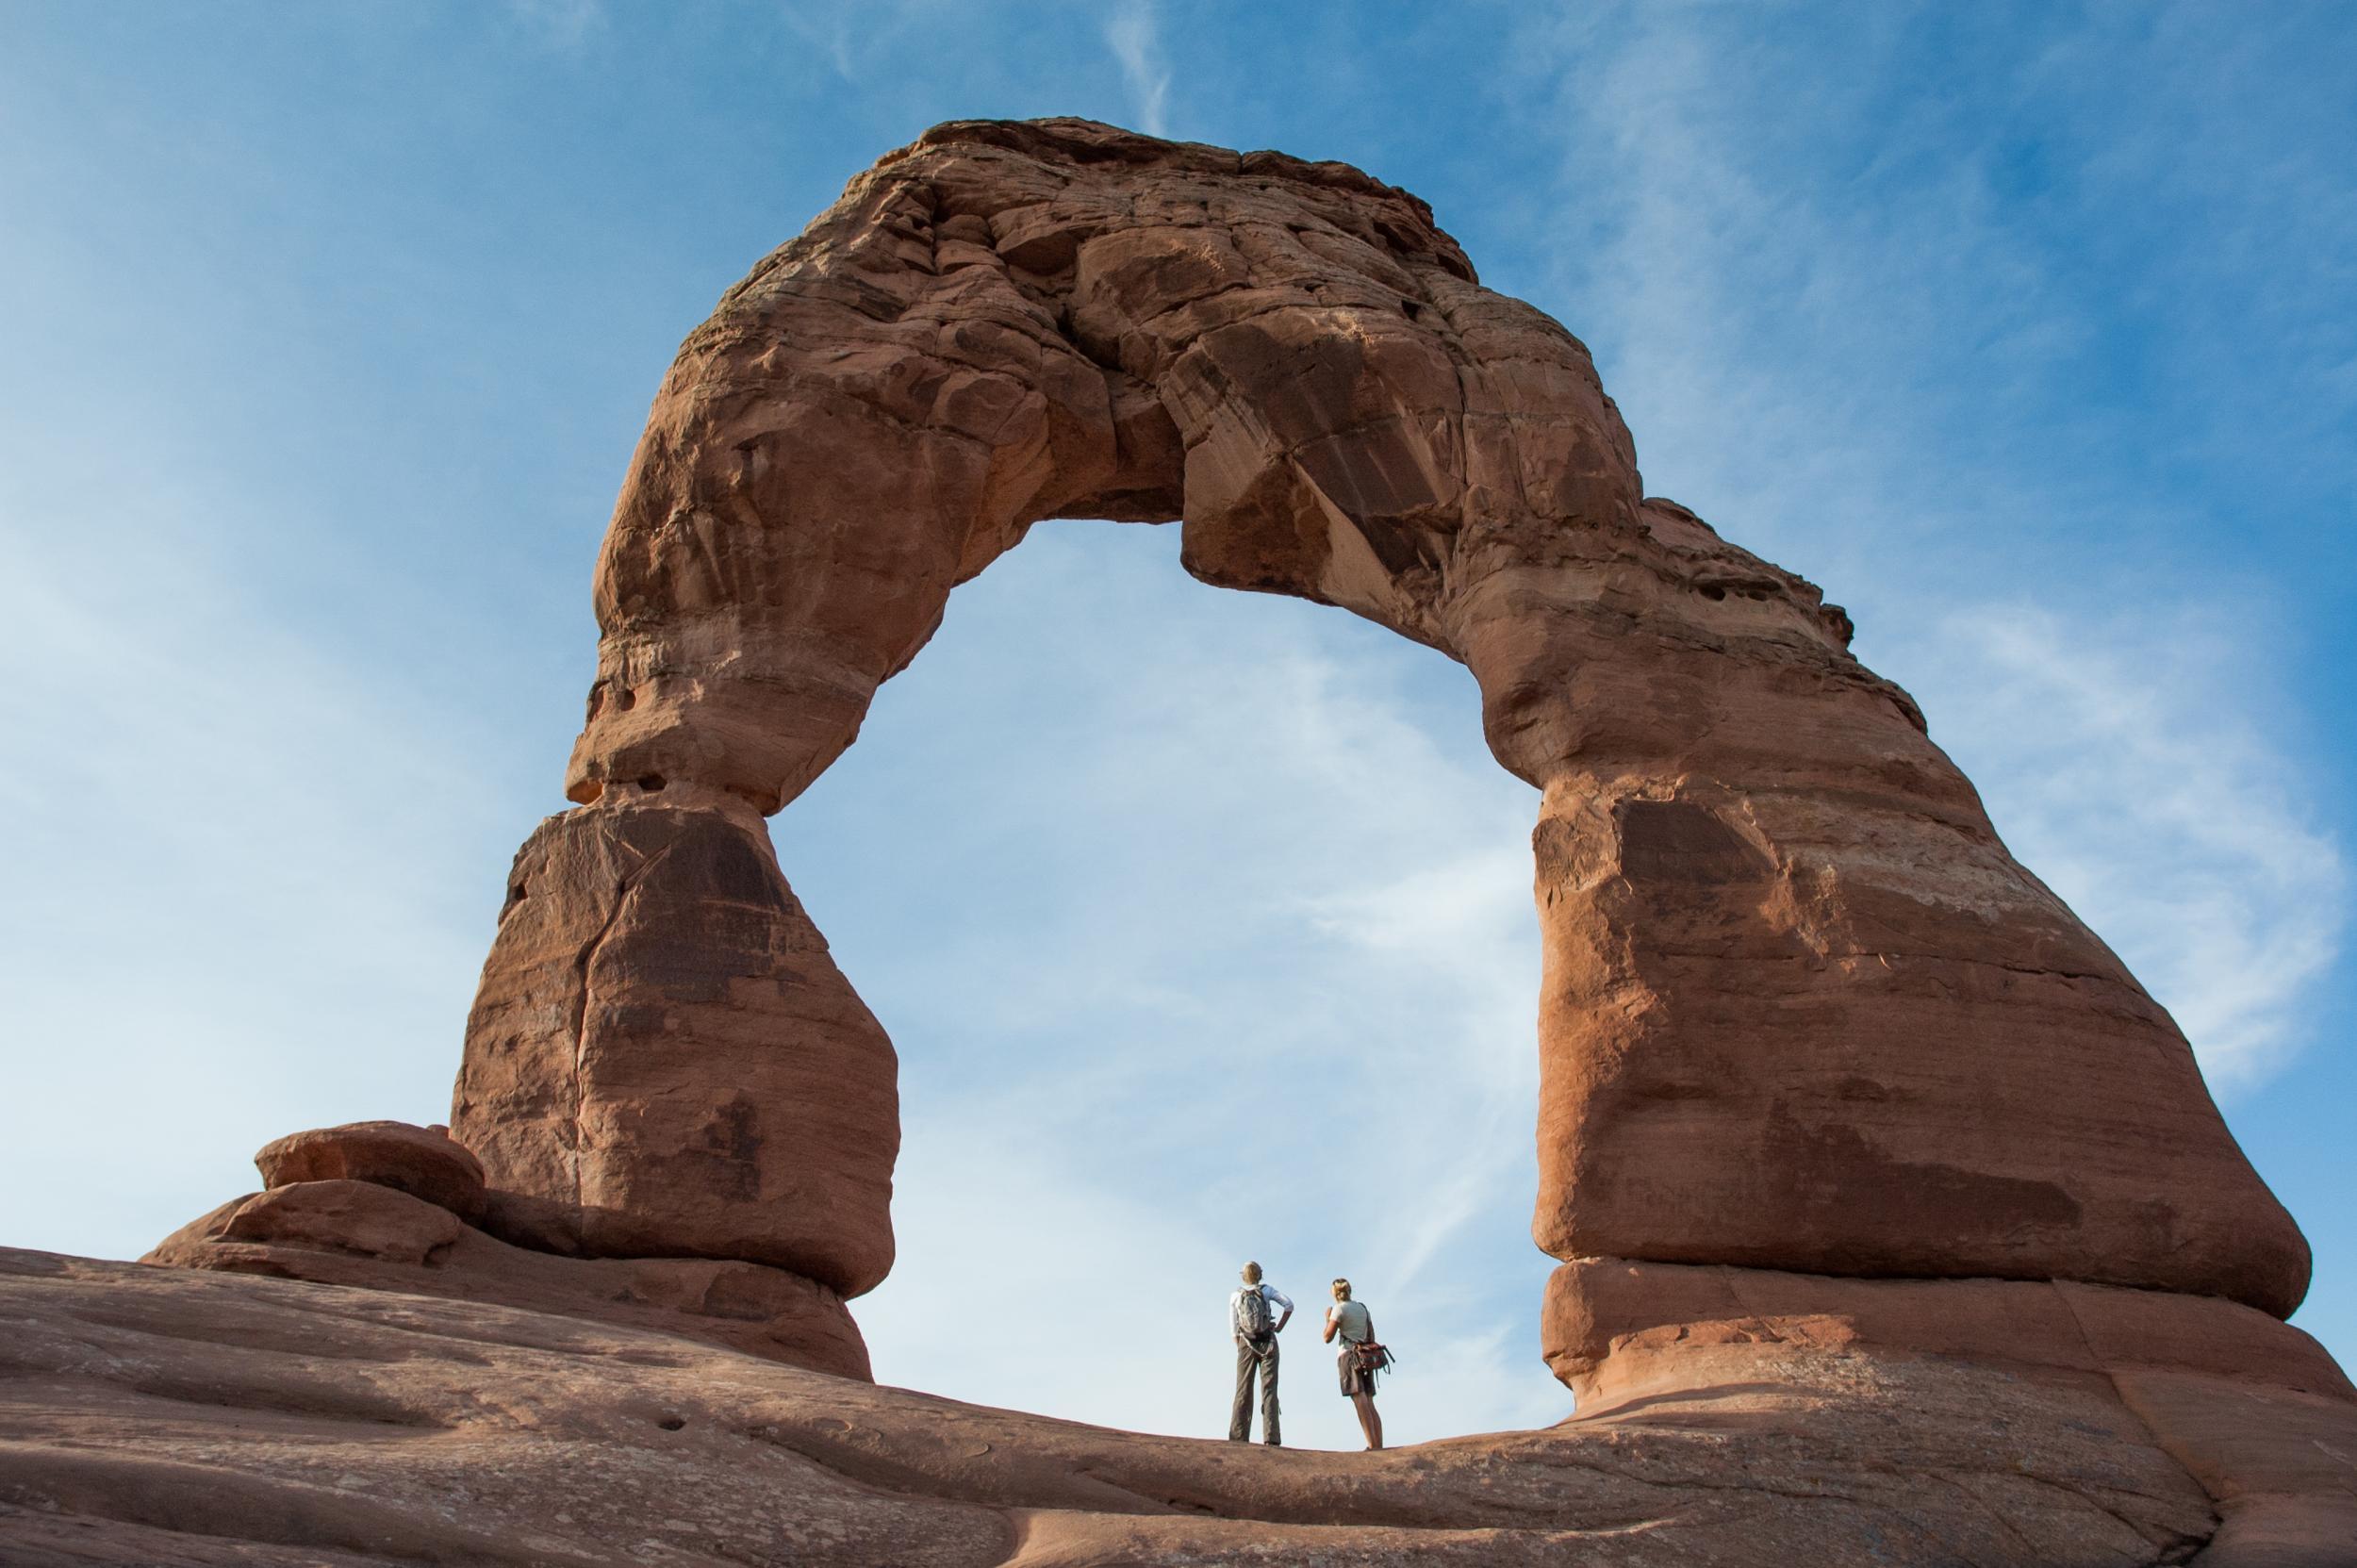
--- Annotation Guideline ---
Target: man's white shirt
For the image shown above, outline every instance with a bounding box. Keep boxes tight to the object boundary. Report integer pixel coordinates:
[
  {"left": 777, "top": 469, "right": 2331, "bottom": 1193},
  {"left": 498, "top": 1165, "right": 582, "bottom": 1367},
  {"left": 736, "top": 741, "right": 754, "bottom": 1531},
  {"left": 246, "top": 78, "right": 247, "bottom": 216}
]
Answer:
[{"left": 1230, "top": 1282, "right": 1293, "bottom": 1338}]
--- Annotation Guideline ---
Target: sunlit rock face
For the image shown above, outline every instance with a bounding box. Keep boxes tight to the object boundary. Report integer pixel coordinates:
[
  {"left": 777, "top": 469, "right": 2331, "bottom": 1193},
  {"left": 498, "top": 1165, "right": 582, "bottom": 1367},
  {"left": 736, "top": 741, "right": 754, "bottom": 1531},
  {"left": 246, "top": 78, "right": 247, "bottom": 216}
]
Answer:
[
  {"left": 518, "top": 115, "right": 2305, "bottom": 1317},
  {"left": 116, "top": 119, "right": 2352, "bottom": 1565}
]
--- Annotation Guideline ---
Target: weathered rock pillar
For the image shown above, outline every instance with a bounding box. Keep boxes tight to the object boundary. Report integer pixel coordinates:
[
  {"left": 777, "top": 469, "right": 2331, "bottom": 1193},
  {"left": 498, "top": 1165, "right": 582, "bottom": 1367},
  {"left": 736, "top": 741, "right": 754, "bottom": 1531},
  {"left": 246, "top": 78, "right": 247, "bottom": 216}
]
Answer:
[
  {"left": 1442, "top": 508, "right": 2309, "bottom": 1312},
  {"left": 451, "top": 787, "right": 897, "bottom": 1297}
]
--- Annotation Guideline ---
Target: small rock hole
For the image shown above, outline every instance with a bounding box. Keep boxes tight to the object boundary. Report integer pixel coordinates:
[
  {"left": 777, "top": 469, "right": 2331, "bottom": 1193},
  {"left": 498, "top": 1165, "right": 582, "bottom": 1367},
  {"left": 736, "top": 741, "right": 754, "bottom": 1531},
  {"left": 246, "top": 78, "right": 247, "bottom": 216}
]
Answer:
[
  {"left": 1699, "top": 586, "right": 1726, "bottom": 602},
  {"left": 637, "top": 774, "right": 668, "bottom": 793},
  {"left": 1401, "top": 299, "right": 1423, "bottom": 321},
  {"left": 657, "top": 1415, "right": 686, "bottom": 1431},
  {"left": 616, "top": 686, "right": 638, "bottom": 712}
]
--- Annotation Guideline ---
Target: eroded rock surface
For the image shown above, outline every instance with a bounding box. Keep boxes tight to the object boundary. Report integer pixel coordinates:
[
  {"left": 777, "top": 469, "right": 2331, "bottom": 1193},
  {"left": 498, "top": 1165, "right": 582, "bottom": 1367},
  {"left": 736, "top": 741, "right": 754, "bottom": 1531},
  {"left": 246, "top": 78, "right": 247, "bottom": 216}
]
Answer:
[{"left": 21, "top": 1249, "right": 2357, "bottom": 1566}]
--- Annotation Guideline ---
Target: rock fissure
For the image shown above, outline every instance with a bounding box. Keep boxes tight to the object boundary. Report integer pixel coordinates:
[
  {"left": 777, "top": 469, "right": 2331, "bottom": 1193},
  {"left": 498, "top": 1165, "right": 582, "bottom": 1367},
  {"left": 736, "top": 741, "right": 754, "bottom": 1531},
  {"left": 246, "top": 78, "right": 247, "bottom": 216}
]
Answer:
[{"left": 565, "top": 858, "right": 653, "bottom": 1218}]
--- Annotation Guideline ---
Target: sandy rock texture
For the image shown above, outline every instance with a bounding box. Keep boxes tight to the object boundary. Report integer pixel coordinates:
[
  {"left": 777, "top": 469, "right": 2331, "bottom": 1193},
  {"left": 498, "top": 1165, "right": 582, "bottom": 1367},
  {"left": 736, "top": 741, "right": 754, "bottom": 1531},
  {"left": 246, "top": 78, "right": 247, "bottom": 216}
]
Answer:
[
  {"left": 1542, "top": 1257, "right": 2355, "bottom": 1410},
  {"left": 17, "top": 1249, "right": 2357, "bottom": 1566}
]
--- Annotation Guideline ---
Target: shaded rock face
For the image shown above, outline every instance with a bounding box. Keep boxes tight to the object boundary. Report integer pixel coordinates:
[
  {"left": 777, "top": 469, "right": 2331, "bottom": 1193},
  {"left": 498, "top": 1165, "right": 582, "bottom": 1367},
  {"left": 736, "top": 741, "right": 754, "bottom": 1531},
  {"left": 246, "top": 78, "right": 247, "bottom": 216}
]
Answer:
[
  {"left": 477, "top": 115, "right": 2302, "bottom": 1318},
  {"left": 147, "top": 1119, "right": 870, "bottom": 1380},
  {"left": 452, "top": 792, "right": 896, "bottom": 1297}
]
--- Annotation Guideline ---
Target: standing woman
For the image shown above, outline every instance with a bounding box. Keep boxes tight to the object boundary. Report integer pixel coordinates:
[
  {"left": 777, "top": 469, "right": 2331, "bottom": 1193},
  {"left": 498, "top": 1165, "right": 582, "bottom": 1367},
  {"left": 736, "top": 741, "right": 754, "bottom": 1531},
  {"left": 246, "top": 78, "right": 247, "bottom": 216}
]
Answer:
[{"left": 1322, "top": 1277, "right": 1384, "bottom": 1450}]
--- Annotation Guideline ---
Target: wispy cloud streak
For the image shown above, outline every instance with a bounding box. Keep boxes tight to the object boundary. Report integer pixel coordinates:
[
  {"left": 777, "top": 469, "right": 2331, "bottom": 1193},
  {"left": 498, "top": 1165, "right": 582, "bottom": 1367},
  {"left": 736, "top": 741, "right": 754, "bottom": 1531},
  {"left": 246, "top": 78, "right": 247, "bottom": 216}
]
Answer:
[
  {"left": 1104, "top": 1, "right": 1172, "bottom": 137},
  {"left": 1506, "top": 4, "right": 2349, "bottom": 1092},
  {"left": 1909, "top": 602, "right": 2345, "bottom": 1089}
]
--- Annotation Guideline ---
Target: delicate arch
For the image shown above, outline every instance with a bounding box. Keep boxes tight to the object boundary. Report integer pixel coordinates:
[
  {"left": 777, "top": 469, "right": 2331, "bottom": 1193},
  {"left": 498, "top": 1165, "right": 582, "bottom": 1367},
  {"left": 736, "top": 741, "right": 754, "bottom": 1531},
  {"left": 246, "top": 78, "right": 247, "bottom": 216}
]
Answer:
[{"left": 450, "top": 121, "right": 2306, "bottom": 1378}]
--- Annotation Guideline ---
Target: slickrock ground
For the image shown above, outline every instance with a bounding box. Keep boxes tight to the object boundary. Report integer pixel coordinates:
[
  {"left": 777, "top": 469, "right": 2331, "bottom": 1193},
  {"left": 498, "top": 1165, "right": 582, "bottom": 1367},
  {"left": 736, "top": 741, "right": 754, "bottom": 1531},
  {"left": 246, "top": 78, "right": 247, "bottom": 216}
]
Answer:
[{"left": 8, "top": 1249, "right": 2353, "bottom": 1566}]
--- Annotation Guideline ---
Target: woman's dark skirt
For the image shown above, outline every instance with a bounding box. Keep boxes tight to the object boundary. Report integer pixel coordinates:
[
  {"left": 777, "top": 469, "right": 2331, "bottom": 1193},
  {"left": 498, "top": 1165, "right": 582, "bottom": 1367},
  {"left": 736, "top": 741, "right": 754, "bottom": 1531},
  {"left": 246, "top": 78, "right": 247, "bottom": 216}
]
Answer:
[{"left": 1338, "top": 1348, "right": 1378, "bottom": 1397}]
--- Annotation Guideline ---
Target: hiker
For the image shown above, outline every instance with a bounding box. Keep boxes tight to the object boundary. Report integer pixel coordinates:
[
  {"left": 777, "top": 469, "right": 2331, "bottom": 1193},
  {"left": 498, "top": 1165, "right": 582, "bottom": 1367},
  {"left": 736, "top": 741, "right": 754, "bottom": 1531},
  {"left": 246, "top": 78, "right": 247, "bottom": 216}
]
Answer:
[
  {"left": 1322, "top": 1277, "right": 1385, "bottom": 1450},
  {"left": 1228, "top": 1262, "right": 1293, "bottom": 1444}
]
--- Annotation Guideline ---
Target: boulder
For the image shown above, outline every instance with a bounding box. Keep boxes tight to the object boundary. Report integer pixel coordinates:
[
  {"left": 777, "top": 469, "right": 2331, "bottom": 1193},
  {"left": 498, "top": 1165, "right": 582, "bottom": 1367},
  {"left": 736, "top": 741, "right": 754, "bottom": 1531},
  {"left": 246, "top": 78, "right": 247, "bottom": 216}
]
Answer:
[{"left": 254, "top": 1119, "right": 486, "bottom": 1222}]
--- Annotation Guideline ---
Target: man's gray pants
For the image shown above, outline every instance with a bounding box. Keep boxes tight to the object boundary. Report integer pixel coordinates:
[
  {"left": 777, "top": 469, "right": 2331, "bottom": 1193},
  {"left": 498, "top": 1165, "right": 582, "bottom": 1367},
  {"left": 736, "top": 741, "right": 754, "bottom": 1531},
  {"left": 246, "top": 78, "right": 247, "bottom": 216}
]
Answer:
[{"left": 1229, "top": 1335, "right": 1279, "bottom": 1444}]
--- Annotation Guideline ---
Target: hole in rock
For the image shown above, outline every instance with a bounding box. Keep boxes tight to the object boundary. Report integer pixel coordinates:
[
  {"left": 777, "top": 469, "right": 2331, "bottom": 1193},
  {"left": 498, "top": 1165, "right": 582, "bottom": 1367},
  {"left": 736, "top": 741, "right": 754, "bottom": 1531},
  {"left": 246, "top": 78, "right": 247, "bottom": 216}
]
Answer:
[
  {"left": 771, "top": 520, "right": 1563, "bottom": 1450},
  {"left": 657, "top": 1415, "right": 686, "bottom": 1431},
  {"left": 636, "top": 773, "right": 667, "bottom": 793}
]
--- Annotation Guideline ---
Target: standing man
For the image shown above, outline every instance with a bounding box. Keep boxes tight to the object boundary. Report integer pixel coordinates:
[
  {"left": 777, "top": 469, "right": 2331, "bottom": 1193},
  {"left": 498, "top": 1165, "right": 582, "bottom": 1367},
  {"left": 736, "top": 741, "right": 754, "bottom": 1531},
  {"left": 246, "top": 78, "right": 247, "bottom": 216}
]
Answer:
[{"left": 1228, "top": 1261, "right": 1293, "bottom": 1445}]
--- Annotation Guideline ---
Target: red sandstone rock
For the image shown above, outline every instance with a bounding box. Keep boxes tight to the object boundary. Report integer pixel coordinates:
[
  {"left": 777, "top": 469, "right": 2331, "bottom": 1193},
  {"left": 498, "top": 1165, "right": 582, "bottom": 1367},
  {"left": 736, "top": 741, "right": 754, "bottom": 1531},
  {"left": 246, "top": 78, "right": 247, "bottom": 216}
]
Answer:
[
  {"left": 489, "top": 116, "right": 2306, "bottom": 1315},
  {"left": 255, "top": 1119, "right": 486, "bottom": 1222},
  {"left": 451, "top": 792, "right": 897, "bottom": 1296},
  {"left": 144, "top": 1180, "right": 868, "bottom": 1379}
]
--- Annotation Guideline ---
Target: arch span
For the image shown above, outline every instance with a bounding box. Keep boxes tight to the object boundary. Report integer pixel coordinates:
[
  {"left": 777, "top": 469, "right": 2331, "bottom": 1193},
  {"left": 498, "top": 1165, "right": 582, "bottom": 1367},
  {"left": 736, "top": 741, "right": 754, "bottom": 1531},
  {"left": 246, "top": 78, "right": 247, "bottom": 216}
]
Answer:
[{"left": 448, "top": 120, "right": 2307, "bottom": 1381}]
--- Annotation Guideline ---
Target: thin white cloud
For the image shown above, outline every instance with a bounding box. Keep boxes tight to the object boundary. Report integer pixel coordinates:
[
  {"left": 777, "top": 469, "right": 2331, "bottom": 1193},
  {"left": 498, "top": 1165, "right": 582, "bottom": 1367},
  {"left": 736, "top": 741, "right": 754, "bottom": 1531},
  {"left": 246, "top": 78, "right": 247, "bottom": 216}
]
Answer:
[
  {"left": 506, "top": 0, "right": 605, "bottom": 53},
  {"left": 1903, "top": 602, "right": 2344, "bottom": 1090},
  {"left": 772, "top": 1, "right": 972, "bottom": 86},
  {"left": 1103, "top": 1, "right": 1172, "bottom": 138}
]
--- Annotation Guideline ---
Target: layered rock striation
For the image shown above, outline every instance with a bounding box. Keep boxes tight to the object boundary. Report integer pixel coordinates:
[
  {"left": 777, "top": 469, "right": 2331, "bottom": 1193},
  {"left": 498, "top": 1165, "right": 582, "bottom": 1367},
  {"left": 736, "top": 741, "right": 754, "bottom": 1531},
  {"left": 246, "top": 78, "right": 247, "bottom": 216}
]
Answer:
[{"left": 147, "top": 1119, "right": 869, "bottom": 1379}]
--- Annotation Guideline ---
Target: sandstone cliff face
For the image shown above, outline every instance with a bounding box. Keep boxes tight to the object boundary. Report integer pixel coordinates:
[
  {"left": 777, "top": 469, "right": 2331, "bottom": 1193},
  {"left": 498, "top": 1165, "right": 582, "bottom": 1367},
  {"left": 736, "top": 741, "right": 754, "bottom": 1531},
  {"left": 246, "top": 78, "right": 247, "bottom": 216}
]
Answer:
[{"left": 524, "top": 116, "right": 2303, "bottom": 1316}]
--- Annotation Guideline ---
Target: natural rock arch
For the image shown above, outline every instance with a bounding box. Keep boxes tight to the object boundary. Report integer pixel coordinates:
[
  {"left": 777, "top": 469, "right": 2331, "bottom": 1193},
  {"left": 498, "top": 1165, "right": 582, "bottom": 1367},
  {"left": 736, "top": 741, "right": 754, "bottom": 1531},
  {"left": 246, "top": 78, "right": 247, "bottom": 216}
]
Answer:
[
  {"left": 433, "top": 118, "right": 2303, "bottom": 1382},
  {"left": 112, "top": 118, "right": 2357, "bottom": 1561}
]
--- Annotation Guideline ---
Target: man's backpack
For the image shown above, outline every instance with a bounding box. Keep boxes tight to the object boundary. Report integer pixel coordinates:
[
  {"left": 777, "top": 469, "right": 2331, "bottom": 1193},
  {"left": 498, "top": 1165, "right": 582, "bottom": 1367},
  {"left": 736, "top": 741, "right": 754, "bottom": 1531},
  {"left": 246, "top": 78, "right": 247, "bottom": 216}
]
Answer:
[{"left": 1236, "top": 1285, "right": 1272, "bottom": 1343}]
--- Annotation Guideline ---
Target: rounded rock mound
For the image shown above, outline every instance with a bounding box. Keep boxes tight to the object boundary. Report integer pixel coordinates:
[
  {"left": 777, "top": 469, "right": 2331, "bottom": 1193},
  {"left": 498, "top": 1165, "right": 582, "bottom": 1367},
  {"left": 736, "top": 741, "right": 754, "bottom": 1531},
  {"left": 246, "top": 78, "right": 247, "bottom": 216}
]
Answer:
[{"left": 255, "top": 1120, "right": 487, "bottom": 1223}]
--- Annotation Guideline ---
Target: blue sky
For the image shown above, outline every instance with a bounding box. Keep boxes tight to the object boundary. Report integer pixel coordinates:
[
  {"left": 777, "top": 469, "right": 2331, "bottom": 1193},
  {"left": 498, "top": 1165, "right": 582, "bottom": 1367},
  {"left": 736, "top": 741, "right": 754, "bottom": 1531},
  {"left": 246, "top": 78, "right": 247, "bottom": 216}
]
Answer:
[{"left": 2, "top": 2, "right": 2350, "bottom": 1452}]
